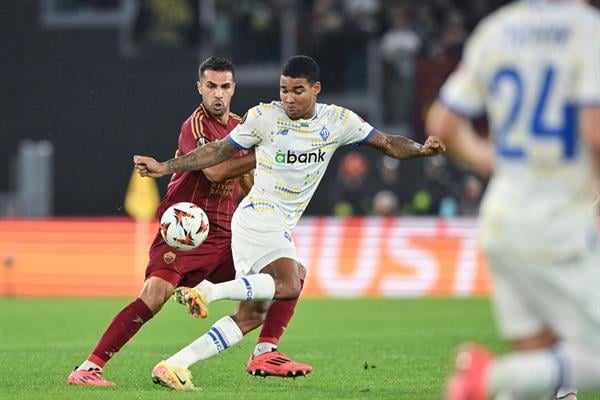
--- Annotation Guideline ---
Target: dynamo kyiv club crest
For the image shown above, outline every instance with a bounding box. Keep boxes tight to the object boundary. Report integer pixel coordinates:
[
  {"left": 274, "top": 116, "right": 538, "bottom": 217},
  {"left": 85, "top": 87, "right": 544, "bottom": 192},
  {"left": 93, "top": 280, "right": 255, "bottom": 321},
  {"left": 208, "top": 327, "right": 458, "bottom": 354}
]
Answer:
[{"left": 320, "top": 127, "right": 330, "bottom": 141}]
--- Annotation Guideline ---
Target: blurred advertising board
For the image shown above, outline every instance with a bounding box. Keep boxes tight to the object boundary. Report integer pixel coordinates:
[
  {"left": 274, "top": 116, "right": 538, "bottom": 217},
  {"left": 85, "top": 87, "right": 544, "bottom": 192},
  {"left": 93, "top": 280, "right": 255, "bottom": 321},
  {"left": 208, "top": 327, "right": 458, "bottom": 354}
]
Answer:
[{"left": 0, "top": 217, "right": 490, "bottom": 297}]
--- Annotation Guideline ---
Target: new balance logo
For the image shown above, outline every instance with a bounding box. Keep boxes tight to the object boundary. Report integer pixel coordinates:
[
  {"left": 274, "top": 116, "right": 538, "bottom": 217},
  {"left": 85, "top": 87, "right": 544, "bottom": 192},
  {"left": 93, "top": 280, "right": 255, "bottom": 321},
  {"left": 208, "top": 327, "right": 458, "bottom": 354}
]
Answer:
[{"left": 275, "top": 149, "right": 326, "bottom": 164}]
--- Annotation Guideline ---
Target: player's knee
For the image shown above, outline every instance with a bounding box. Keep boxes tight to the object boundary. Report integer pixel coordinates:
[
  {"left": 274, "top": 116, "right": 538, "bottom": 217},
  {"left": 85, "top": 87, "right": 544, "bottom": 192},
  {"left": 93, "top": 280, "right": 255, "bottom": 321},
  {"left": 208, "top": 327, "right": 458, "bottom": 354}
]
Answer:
[
  {"left": 139, "top": 293, "right": 164, "bottom": 314},
  {"left": 139, "top": 277, "right": 174, "bottom": 313},
  {"left": 298, "top": 263, "right": 307, "bottom": 280}
]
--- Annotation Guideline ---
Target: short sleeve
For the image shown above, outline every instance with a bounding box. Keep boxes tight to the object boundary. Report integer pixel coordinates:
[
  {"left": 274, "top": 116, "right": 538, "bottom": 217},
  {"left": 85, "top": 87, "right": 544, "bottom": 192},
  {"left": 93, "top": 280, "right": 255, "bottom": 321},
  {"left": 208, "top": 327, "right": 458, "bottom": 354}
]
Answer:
[
  {"left": 438, "top": 24, "right": 487, "bottom": 118},
  {"left": 574, "top": 19, "right": 600, "bottom": 106},
  {"left": 227, "top": 106, "right": 264, "bottom": 150},
  {"left": 338, "top": 107, "right": 376, "bottom": 146}
]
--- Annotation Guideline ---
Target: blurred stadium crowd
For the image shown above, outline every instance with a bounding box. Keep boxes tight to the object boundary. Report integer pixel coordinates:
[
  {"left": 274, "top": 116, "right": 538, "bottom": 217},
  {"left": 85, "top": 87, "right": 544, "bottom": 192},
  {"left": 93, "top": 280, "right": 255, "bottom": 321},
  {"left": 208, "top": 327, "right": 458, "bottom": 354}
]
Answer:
[
  {"left": 208, "top": 0, "right": 499, "bottom": 217},
  {"left": 13, "top": 0, "right": 599, "bottom": 217},
  {"left": 88, "top": 0, "right": 496, "bottom": 217}
]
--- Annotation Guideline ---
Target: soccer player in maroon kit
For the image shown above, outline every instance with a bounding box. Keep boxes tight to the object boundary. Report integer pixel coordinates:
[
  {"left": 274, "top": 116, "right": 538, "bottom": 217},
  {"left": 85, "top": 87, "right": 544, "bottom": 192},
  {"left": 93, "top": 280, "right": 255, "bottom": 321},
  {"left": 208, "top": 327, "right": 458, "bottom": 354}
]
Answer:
[{"left": 68, "top": 57, "right": 310, "bottom": 387}]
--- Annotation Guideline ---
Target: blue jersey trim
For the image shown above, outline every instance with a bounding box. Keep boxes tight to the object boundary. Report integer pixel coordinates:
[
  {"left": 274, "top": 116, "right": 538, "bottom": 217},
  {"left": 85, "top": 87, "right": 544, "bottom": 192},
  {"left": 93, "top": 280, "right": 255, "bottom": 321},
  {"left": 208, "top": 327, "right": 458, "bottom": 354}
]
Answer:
[
  {"left": 356, "top": 127, "right": 377, "bottom": 145},
  {"left": 226, "top": 135, "right": 251, "bottom": 150},
  {"left": 438, "top": 95, "right": 485, "bottom": 120}
]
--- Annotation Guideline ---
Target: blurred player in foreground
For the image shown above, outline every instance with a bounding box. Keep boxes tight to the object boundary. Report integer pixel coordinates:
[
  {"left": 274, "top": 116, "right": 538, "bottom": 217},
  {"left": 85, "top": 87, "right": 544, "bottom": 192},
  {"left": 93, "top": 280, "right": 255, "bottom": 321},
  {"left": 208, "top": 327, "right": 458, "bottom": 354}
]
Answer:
[
  {"left": 134, "top": 55, "right": 445, "bottom": 389},
  {"left": 426, "top": 1, "right": 600, "bottom": 399},
  {"left": 68, "top": 57, "right": 309, "bottom": 387}
]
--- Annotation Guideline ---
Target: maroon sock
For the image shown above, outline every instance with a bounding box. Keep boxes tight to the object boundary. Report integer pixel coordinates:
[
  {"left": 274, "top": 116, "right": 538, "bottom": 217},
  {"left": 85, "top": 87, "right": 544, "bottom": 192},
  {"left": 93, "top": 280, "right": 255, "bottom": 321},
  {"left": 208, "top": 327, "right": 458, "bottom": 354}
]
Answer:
[
  {"left": 88, "top": 298, "right": 154, "bottom": 367},
  {"left": 257, "top": 279, "right": 304, "bottom": 346}
]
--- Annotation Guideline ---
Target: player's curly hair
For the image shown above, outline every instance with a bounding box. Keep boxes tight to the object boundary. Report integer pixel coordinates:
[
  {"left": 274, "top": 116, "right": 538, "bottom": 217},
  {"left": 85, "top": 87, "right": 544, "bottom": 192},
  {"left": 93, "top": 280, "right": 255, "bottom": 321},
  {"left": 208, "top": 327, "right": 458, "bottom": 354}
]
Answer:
[
  {"left": 281, "top": 55, "right": 320, "bottom": 84},
  {"left": 198, "top": 57, "right": 235, "bottom": 80}
]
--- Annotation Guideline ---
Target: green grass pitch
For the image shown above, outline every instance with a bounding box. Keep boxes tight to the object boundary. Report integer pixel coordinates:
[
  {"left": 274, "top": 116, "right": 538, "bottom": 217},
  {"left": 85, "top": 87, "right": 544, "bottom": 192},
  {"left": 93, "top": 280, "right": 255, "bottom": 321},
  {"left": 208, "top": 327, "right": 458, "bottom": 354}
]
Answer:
[{"left": 1, "top": 297, "right": 598, "bottom": 400}]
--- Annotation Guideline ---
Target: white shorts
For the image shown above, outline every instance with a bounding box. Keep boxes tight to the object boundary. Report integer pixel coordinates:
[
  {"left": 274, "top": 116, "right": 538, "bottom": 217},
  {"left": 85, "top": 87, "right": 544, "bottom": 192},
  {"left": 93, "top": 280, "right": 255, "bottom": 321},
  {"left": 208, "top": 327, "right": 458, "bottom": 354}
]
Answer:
[
  {"left": 484, "top": 238, "right": 600, "bottom": 349},
  {"left": 231, "top": 204, "right": 298, "bottom": 277}
]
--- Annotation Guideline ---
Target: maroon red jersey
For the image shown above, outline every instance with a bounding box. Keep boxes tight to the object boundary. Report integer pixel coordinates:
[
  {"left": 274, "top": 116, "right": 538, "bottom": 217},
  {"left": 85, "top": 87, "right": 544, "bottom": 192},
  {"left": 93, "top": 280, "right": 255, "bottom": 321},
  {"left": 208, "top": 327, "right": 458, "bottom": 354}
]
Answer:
[{"left": 156, "top": 104, "right": 246, "bottom": 232}]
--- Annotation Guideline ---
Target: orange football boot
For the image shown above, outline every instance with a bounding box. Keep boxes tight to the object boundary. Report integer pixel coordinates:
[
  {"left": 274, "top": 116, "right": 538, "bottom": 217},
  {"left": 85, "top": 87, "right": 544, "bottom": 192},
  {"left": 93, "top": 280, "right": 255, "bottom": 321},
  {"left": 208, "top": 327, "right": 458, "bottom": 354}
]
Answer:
[
  {"left": 67, "top": 368, "right": 115, "bottom": 386},
  {"left": 445, "top": 343, "right": 493, "bottom": 400},
  {"left": 246, "top": 351, "right": 313, "bottom": 378}
]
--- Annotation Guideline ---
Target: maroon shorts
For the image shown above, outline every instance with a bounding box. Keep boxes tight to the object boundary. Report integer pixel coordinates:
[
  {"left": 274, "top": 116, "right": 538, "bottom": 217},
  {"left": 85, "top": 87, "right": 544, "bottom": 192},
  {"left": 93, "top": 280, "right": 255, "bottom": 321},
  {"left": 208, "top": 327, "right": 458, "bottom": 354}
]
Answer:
[{"left": 145, "top": 229, "right": 236, "bottom": 288}]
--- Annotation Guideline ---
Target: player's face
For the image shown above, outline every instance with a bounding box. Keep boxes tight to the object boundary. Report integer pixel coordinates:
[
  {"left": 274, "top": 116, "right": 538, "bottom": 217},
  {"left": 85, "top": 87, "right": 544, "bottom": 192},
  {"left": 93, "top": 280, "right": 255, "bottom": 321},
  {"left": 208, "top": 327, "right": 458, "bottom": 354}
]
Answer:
[
  {"left": 197, "top": 70, "right": 235, "bottom": 118},
  {"left": 280, "top": 76, "right": 321, "bottom": 120}
]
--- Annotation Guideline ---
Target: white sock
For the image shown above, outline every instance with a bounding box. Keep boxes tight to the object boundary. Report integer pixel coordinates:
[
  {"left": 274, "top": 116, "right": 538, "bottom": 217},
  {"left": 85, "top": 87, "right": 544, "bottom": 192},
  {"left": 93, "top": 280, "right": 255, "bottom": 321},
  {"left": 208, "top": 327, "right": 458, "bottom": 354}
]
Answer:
[
  {"left": 488, "top": 343, "right": 600, "bottom": 398},
  {"left": 165, "top": 316, "right": 243, "bottom": 368},
  {"left": 560, "top": 342, "right": 600, "bottom": 389},
  {"left": 253, "top": 342, "right": 277, "bottom": 357},
  {"left": 196, "top": 274, "right": 275, "bottom": 303},
  {"left": 77, "top": 360, "right": 102, "bottom": 371},
  {"left": 488, "top": 349, "right": 556, "bottom": 399}
]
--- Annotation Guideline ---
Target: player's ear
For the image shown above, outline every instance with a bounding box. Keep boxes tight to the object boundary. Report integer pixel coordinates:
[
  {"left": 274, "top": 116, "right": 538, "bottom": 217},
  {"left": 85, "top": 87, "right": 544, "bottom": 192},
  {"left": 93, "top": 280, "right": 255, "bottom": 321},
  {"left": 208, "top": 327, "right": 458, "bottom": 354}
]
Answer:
[
  {"left": 312, "top": 81, "right": 321, "bottom": 97},
  {"left": 196, "top": 81, "right": 202, "bottom": 95}
]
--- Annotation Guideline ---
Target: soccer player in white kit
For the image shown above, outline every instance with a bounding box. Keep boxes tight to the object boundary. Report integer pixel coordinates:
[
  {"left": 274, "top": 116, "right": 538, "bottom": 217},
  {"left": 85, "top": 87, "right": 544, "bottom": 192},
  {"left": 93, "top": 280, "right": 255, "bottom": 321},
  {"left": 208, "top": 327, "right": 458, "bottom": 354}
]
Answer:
[
  {"left": 134, "top": 55, "right": 445, "bottom": 385},
  {"left": 426, "top": 1, "right": 600, "bottom": 399}
]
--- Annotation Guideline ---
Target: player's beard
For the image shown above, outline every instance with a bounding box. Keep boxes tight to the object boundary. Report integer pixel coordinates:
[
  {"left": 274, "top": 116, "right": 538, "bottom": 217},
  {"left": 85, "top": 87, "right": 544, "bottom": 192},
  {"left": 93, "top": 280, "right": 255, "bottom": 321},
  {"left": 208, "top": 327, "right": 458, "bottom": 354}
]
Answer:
[{"left": 208, "top": 100, "right": 226, "bottom": 117}]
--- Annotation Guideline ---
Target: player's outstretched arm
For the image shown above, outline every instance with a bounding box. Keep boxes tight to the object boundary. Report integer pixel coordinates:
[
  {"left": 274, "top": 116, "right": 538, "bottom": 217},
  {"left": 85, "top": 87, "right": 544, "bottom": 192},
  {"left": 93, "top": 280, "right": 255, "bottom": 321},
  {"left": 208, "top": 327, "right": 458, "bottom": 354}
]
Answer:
[
  {"left": 363, "top": 130, "right": 446, "bottom": 160},
  {"left": 134, "top": 138, "right": 238, "bottom": 178},
  {"left": 581, "top": 106, "right": 600, "bottom": 177},
  {"left": 426, "top": 101, "right": 493, "bottom": 178},
  {"left": 581, "top": 106, "right": 600, "bottom": 206},
  {"left": 203, "top": 152, "right": 256, "bottom": 183}
]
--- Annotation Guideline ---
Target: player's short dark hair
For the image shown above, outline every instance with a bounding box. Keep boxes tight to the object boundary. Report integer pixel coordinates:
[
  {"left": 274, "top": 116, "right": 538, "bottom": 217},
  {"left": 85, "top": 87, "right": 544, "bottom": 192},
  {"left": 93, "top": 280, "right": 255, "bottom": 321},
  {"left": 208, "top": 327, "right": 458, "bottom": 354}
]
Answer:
[
  {"left": 198, "top": 57, "right": 235, "bottom": 80},
  {"left": 281, "top": 55, "right": 320, "bottom": 84}
]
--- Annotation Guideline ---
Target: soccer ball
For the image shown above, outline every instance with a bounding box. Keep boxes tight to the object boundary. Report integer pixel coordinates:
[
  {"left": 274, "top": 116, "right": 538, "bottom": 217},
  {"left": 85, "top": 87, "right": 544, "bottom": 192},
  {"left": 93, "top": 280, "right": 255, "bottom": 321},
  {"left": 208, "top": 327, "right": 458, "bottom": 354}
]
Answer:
[{"left": 159, "top": 202, "right": 209, "bottom": 251}]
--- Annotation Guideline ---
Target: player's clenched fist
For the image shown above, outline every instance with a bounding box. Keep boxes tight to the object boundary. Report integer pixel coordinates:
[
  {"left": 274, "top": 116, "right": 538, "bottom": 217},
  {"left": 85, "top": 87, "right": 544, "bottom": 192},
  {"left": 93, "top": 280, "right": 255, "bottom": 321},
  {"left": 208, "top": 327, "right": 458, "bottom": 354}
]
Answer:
[
  {"left": 422, "top": 135, "right": 446, "bottom": 156},
  {"left": 133, "top": 155, "right": 168, "bottom": 178}
]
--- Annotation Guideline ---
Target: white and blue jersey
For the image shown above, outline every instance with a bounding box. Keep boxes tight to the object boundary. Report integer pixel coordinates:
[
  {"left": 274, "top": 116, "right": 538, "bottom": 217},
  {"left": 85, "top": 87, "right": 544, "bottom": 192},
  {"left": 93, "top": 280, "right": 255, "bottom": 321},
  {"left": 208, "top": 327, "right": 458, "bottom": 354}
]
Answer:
[
  {"left": 440, "top": 0, "right": 600, "bottom": 260},
  {"left": 227, "top": 101, "right": 374, "bottom": 229}
]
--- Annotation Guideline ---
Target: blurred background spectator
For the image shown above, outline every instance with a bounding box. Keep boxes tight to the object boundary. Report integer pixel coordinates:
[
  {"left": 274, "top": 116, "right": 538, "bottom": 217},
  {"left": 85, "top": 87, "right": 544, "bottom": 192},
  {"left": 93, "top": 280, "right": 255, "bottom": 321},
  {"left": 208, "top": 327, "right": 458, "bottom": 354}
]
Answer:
[
  {"left": 402, "top": 157, "right": 460, "bottom": 216},
  {"left": 380, "top": 3, "right": 421, "bottom": 127},
  {"left": 372, "top": 190, "right": 399, "bottom": 217},
  {"left": 457, "top": 174, "right": 483, "bottom": 217},
  {"left": 328, "top": 152, "right": 373, "bottom": 217},
  {"left": 3, "top": 0, "right": 556, "bottom": 218}
]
